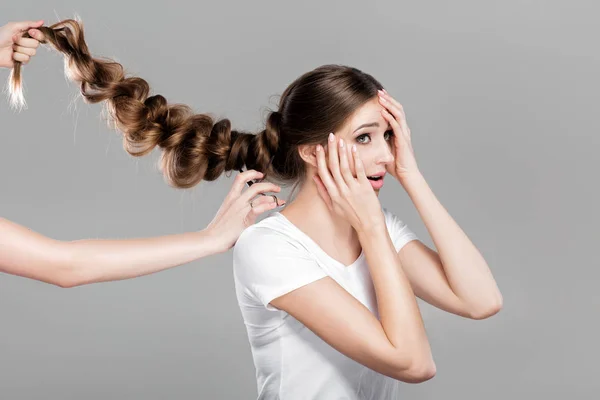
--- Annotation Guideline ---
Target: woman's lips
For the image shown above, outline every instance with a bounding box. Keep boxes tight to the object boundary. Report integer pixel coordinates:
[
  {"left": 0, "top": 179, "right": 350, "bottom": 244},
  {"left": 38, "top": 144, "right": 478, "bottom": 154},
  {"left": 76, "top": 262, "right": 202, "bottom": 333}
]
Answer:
[{"left": 368, "top": 176, "right": 384, "bottom": 190}]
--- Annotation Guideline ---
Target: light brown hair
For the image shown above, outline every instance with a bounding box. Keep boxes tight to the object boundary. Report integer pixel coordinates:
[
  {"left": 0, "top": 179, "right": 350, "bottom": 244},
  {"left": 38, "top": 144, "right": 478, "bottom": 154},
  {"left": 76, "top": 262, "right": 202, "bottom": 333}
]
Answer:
[{"left": 10, "top": 19, "right": 385, "bottom": 189}]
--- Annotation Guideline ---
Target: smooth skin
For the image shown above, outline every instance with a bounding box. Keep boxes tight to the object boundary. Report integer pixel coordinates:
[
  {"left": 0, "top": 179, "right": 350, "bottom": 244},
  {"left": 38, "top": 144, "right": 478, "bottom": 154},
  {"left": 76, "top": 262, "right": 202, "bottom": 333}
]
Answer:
[
  {"left": 0, "top": 20, "right": 44, "bottom": 67},
  {"left": 1, "top": 21, "right": 284, "bottom": 288},
  {"left": 274, "top": 94, "right": 503, "bottom": 383},
  {"left": 9, "top": 21, "right": 503, "bottom": 382}
]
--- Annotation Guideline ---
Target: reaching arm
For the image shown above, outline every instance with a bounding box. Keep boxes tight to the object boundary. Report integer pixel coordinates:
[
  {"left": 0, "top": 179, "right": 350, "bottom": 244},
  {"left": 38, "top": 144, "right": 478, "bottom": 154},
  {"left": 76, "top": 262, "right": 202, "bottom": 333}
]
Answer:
[
  {"left": 0, "top": 218, "right": 216, "bottom": 287},
  {"left": 0, "top": 170, "right": 283, "bottom": 287}
]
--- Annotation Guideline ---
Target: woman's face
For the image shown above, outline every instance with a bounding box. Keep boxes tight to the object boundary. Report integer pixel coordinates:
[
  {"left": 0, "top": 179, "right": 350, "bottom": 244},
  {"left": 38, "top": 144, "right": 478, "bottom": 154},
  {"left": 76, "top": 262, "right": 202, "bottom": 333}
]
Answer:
[{"left": 334, "top": 97, "right": 395, "bottom": 194}]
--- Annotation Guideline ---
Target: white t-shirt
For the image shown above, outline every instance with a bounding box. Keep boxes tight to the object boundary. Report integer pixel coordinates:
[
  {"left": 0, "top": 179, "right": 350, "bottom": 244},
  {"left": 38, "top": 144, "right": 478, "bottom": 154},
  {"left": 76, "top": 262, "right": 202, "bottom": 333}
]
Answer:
[{"left": 233, "top": 208, "right": 419, "bottom": 400}]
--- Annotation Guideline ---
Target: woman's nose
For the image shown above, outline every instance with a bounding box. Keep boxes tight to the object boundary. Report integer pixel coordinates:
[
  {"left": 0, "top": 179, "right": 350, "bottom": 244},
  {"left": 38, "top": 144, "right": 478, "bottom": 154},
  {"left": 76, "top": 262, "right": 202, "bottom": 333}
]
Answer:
[{"left": 377, "top": 142, "right": 395, "bottom": 165}]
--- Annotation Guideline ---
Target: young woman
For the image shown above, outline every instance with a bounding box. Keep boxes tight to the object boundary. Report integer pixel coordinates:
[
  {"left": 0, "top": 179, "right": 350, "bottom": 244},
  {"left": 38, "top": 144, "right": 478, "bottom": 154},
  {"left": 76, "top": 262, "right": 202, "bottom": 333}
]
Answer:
[
  {"left": 11, "top": 19, "right": 503, "bottom": 399},
  {"left": 0, "top": 20, "right": 283, "bottom": 288}
]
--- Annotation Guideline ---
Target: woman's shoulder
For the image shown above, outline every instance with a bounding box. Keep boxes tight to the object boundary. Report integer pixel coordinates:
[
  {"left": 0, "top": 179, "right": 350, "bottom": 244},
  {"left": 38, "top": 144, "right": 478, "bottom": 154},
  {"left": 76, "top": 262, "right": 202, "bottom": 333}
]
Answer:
[
  {"left": 381, "top": 207, "right": 404, "bottom": 228},
  {"left": 234, "top": 212, "right": 306, "bottom": 256}
]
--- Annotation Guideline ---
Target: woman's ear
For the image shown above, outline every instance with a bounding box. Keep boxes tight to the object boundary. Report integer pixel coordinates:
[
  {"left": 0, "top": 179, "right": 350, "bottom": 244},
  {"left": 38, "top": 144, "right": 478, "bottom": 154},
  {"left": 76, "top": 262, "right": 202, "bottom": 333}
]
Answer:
[{"left": 298, "top": 144, "right": 318, "bottom": 167}]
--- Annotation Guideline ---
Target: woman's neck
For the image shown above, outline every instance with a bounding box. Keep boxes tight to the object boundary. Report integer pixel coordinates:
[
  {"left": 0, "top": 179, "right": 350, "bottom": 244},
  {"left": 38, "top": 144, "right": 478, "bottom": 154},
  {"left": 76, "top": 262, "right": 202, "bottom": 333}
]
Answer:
[{"left": 280, "top": 178, "right": 363, "bottom": 265}]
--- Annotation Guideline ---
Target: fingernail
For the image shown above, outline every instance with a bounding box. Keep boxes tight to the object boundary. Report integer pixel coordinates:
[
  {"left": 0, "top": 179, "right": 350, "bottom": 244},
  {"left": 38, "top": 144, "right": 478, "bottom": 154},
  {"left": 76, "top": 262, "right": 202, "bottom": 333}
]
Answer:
[
  {"left": 339, "top": 139, "right": 344, "bottom": 148},
  {"left": 382, "top": 88, "right": 388, "bottom": 93},
  {"left": 328, "top": 132, "right": 335, "bottom": 142},
  {"left": 380, "top": 97, "right": 387, "bottom": 103},
  {"left": 316, "top": 144, "right": 321, "bottom": 152},
  {"left": 352, "top": 144, "right": 357, "bottom": 152}
]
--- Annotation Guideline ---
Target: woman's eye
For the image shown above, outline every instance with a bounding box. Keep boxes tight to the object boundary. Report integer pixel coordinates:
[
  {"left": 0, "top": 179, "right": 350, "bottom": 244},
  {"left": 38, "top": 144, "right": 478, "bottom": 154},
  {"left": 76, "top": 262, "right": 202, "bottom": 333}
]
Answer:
[
  {"left": 384, "top": 129, "right": 394, "bottom": 141},
  {"left": 356, "top": 134, "right": 371, "bottom": 144}
]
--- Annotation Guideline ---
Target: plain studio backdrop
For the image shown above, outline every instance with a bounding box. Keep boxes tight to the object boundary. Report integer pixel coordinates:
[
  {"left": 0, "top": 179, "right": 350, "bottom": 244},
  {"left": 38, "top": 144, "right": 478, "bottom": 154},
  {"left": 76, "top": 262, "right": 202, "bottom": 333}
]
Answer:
[{"left": 1, "top": 1, "right": 598, "bottom": 399}]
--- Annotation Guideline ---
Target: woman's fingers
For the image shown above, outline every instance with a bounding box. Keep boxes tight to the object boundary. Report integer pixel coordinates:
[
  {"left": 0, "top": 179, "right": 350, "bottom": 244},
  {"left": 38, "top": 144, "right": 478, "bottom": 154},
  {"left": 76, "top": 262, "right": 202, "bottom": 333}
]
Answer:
[
  {"left": 379, "top": 90, "right": 411, "bottom": 140},
  {"left": 381, "top": 108, "right": 405, "bottom": 141},
  {"left": 10, "top": 20, "right": 44, "bottom": 32},
  {"left": 26, "top": 29, "right": 45, "bottom": 42},
  {"left": 379, "top": 90, "right": 405, "bottom": 119},
  {"left": 241, "top": 182, "right": 282, "bottom": 204},
  {"left": 13, "top": 45, "right": 36, "bottom": 56},
  {"left": 246, "top": 198, "right": 279, "bottom": 225},
  {"left": 326, "top": 133, "right": 346, "bottom": 191},
  {"left": 347, "top": 142, "right": 357, "bottom": 178},
  {"left": 219, "top": 170, "right": 265, "bottom": 210},
  {"left": 12, "top": 52, "right": 29, "bottom": 63},
  {"left": 352, "top": 144, "right": 369, "bottom": 184},
  {"left": 315, "top": 143, "right": 339, "bottom": 199},
  {"left": 229, "top": 170, "right": 264, "bottom": 196},
  {"left": 249, "top": 194, "right": 279, "bottom": 209},
  {"left": 338, "top": 138, "right": 355, "bottom": 187},
  {"left": 14, "top": 36, "right": 40, "bottom": 49}
]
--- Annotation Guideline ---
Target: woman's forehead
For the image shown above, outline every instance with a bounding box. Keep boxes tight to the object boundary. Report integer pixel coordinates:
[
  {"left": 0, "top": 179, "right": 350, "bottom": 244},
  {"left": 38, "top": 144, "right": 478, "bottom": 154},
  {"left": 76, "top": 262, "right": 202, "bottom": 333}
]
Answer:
[{"left": 342, "top": 98, "right": 387, "bottom": 133}]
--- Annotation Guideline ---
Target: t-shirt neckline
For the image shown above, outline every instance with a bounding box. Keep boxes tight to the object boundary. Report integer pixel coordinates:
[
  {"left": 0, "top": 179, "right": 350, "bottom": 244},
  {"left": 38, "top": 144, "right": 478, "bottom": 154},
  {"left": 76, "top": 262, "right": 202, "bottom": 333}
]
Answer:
[{"left": 272, "top": 211, "right": 365, "bottom": 269}]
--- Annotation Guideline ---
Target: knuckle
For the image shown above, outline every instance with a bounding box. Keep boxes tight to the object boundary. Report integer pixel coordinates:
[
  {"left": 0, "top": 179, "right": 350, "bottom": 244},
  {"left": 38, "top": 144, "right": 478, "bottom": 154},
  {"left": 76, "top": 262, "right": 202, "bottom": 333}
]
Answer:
[{"left": 234, "top": 174, "right": 245, "bottom": 184}]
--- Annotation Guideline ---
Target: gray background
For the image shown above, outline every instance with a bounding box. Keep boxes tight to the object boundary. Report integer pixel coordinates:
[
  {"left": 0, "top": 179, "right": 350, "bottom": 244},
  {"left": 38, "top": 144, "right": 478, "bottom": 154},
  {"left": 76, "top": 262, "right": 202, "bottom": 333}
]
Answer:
[{"left": 1, "top": 0, "right": 598, "bottom": 399}]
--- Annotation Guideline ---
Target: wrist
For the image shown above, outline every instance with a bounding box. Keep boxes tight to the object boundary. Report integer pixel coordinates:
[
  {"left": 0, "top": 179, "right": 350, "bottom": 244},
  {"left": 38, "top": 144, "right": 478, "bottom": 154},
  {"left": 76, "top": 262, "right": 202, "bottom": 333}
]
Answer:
[
  {"left": 197, "top": 228, "right": 229, "bottom": 255},
  {"left": 356, "top": 221, "right": 390, "bottom": 248},
  {"left": 397, "top": 170, "right": 424, "bottom": 186},
  {"left": 355, "top": 212, "right": 387, "bottom": 237}
]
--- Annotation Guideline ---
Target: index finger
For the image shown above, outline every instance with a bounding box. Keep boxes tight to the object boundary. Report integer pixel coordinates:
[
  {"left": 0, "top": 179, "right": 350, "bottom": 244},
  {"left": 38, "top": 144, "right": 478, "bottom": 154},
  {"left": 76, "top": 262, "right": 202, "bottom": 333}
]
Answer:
[
  {"left": 229, "top": 170, "right": 264, "bottom": 196},
  {"left": 14, "top": 37, "right": 40, "bottom": 48},
  {"left": 315, "top": 143, "right": 339, "bottom": 198},
  {"left": 241, "top": 181, "right": 281, "bottom": 204},
  {"left": 11, "top": 20, "right": 44, "bottom": 31}
]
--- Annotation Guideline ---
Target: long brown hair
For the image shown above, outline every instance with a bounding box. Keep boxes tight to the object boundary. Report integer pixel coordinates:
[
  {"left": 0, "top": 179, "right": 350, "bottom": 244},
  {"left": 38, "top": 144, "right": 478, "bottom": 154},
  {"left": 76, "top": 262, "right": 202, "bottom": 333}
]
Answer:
[{"left": 9, "top": 19, "right": 384, "bottom": 189}]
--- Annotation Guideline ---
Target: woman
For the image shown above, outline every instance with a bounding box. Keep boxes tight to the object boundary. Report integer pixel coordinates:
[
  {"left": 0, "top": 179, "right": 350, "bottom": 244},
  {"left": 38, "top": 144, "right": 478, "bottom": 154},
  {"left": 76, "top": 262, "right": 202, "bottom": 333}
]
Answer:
[
  {"left": 1, "top": 20, "right": 283, "bottom": 288},
  {"left": 10, "top": 19, "right": 503, "bottom": 399}
]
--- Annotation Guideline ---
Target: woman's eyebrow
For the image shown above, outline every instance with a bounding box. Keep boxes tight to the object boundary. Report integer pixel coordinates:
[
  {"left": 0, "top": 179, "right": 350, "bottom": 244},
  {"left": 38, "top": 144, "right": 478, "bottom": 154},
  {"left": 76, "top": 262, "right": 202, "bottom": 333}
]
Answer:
[{"left": 353, "top": 122, "right": 379, "bottom": 133}]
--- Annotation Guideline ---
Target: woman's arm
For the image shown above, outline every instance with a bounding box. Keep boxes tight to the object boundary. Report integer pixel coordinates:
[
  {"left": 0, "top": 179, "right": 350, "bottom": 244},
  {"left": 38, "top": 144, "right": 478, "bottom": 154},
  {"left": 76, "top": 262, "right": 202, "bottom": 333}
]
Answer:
[
  {"left": 0, "top": 219, "right": 216, "bottom": 287},
  {"left": 0, "top": 171, "right": 283, "bottom": 287},
  {"left": 396, "top": 174, "right": 502, "bottom": 319},
  {"left": 271, "top": 225, "right": 435, "bottom": 383},
  {"left": 272, "top": 136, "right": 435, "bottom": 383},
  {"left": 378, "top": 90, "right": 503, "bottom": 319}
]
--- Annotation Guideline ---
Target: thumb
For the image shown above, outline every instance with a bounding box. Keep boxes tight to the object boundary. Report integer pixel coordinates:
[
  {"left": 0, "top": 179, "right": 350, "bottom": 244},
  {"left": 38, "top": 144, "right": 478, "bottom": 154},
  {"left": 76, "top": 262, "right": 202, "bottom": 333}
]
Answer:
[{"left": 12, "top": 20, "right": 44, "bottom": 31}]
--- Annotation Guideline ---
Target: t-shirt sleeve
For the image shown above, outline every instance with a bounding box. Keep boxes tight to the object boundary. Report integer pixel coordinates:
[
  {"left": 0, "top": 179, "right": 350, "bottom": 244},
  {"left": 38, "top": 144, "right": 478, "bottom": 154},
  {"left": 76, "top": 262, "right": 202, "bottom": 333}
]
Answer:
[
  {"left": 233, "top": 227, "right": 328, "bottom": 311},
  {"left": 383, "top": 208, "right": 419, "bottom": 252}
]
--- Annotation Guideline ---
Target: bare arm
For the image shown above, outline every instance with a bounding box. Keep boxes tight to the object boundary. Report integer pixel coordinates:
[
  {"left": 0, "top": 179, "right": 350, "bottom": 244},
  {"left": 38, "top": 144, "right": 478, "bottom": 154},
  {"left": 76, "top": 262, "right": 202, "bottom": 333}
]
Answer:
[
  {"left": 0, "top": 218, "right": 216, "bottom": 287},
  {"left": 272, "top": 223, "right": 435, "bottom": 383},
  {"left": 0, "top": 171, "right": 283, "bottom": 287},
  {"left": 378, "top": 90, "right": 502, "bottom": 319},
  {"left": 399, "top": 174, "right": 502, "bottom": 319},
  {"left": 271, "top": 135, "right": 435, "bottom": 383}
]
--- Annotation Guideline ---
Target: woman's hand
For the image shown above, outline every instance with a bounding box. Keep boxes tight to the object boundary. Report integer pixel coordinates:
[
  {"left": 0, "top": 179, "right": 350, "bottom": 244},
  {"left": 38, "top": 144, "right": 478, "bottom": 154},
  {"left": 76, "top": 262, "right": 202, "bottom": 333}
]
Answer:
[
  {"left": 0, "top": 20, "right": 44, "bottom": 68},
  {"left": 378, "top": 89, "right": 421, "bottom": 182},
  {"left": 206, "top": 170, "right": 284, "bottom": 252},
  {"left": 313, "top": 133, "right": 385, "bottom": 234}
]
